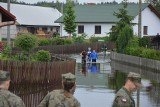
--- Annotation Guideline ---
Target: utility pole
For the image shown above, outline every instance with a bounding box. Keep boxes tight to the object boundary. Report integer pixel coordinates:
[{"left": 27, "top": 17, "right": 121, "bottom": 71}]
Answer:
[
  {"left": 138, "top": 0, "right": 142, "bottom": 38},
  {"left": 7, "top": 0, "right": 11, "bottom": 47},
  {"left": 60, "top": 2, "right": 63, "bottom": 37}
]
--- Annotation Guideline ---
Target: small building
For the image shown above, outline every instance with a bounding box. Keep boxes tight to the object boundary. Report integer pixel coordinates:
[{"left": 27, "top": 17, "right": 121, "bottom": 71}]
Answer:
[
  {"left": 55, "top": 4, "right": 160, "bottom": 38},
  {"left": 0, "top": 2, "right": 62, "bottom": 39},
  {"left": 0, "top": 6, "right": 16, "bottom": 41}
]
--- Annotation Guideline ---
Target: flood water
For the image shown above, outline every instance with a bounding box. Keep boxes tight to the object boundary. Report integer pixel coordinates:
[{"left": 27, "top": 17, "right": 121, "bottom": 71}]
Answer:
[{"left": 71, "top": 54, "right": 160, "bottom": 107}]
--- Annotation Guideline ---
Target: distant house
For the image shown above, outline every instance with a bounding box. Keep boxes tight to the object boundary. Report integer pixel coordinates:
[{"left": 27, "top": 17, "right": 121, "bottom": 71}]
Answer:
[
  {"left": 55, "top": 4, "right": 160, "bottom": 38},
  {"left": 0, "top": 2, "right": 62, "bottom": 39},
  {"left": 0, "top": 6, "right": 16, "bottom": 41}
]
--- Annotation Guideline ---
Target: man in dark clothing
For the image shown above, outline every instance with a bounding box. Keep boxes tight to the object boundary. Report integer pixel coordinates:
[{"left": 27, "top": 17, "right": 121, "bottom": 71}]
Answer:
[{"left": 80, "top": 50, "right": 87, "bottom": 64}]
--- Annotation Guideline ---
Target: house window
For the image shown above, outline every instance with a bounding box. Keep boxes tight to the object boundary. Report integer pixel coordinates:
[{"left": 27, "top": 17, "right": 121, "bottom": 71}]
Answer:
[
  {"left": 78, "top": 25, "right": 84, "bottom": 34},
  {"left": 95, "top": 26, "right": 101, "bottom": 34},
  {"left": 143, "top": 26, "right": 148, "bottom": 35}
]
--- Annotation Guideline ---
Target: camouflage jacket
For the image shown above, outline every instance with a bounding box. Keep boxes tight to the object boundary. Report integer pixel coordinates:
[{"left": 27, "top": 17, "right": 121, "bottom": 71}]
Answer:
[
  {"left": 112, "top": 87, "right": 135, "bottom": 107},
  {"left": 0, "top": 88, "right": 25, "bottom": 107},
  {"left": 38, "top": 89, "right": 80, "bottom": 107}
]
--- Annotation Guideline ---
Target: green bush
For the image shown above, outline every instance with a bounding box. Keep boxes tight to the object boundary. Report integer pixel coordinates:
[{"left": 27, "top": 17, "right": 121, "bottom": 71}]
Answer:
[
  {"left": 72, "top": 33, "right": 86, "bottom": 43},
  {"left": 1, "top": 45, "right": 12, "bottom": 58},
  {"left": 15, "top": 34, "right": 38, "bottom": 53},
  {"left": 127, "top": 36, "right": 139, "bottom": 47},
  {"left": 51, "top": 37, "right": 65, "bottom": 45},
  {"left": 125, "top": 47, "right": 143, "bottom": 57},
  {"left": 64, "top": 38, "right": 73, "bottom": 44},
  {"left": 125, "top": 47, "right": 160, "bottom": 60},
  {"left": 36, "top": 50, "right": 51, "bottom": 62},
  {"left": 89, "top": 36, "right": 99, "bottom": 43},
  {"left": 141, "top": 49, "right": 158, "bottom": 60},
  {"left": 38, "top": 38, "right": 51, "bottom": 46},
  {"left": 139, "top": 37, "right": 151, "bottom": 48}
]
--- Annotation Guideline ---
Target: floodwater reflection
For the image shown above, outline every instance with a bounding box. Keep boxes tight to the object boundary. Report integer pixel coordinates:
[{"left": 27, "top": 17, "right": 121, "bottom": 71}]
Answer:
[{"left": 74, "top": 58, "right": 160, "bottom": 107}]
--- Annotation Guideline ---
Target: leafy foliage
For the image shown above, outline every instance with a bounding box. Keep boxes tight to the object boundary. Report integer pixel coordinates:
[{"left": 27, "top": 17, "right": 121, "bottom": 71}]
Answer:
[
  {"left": 36, "top": 50, "right": 51, "bottom": 62},
  {"left": 63, "top": 0, "right": 77, "bottom": 36},
  {"left": 127, "top": 36, "right": 139, "bottom": 47},
  {"left": 116, "top": 24, "right": 133, "bottom": 53},
  {"left": 109, "top": 0, "right": 134, "bottom": 41},
  {"left": 72, "top": 33, "right": 86, "bottom": 43},
  {"left": 139, "top": 37, "right": 151, "bottom": 48},
  {"left": 15, "top": 34, "right": 38, "bottom": 53},
  {"left": 1, "top": 45, "right": 12, "bottom": 58},
  {"left": 38, "top": 38, "right": 51, "bottom": 46},
  {"left": 51, "top": 37, "right": 65, "bottom": 45}
]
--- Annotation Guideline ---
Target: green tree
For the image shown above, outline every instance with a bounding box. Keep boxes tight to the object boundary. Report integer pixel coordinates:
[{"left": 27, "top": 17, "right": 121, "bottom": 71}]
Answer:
[
  {"left": 116, "top": 24, "right": 133, "bottom": 53},
  {"left": 109, "top": 0, "right": 134, "bottom": 41},
  {"left": 15, "top": 34, "right": 38, "bottom": 59},
  {"left": 63, "top": 0, "right": 77, "bottom": 37}
]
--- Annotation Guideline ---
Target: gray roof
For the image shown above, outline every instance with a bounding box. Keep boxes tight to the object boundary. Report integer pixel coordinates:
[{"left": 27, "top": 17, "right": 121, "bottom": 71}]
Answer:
[
  {"left": 0, "top": 2, "right": 62, "bottom": 26},
  {"left": 55, "top": 4, "right": 149, "bottom": 23}
]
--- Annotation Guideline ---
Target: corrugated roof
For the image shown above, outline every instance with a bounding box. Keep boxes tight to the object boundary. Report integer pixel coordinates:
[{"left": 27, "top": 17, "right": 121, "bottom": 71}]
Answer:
[
  {"left": 0, "top": 2, "right": 62, "bottom": 26},
  {"left": 55, "top": 4, "right": 149, "bottom": 23}
]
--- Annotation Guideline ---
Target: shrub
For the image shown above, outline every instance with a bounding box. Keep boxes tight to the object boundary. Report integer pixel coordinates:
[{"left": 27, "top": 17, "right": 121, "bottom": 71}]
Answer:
[
  {"left": 125, "top": 47, "right": 143, "bottom": 57},
  {"left": 1, "top": 45, "right": 12, "bottom": 58},
  {"left": 139, "top": 37, "right": 151, "bottom": 48},
  {"left": 127, "top": 36, "right": 139, "bottom": 47},
  {"left": 141, "top": 49, "right": 158, "bottom": 60},
  {"left": 89, "top": 36, "right": 99, "bottom": 43},
  {"left": 38, "top": 38, "right": 51, "bottom": 46},
  {"left": 15, "top": 34, "right": 38, "bottom": 53},
  {"left": 36, "top": 50, "right": 51, "bottom": 62},
  {"left": 51, "top": 37, "right": 65, "bottom": 45},
  {"left": 64, "top": 38, "right": 73, "bottom": 44}
]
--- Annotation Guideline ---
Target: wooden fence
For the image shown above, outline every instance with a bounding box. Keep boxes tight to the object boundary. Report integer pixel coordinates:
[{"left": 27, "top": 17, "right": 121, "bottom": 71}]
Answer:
[
  {"left": 0, "top": 59, "right": 76, "bottom": 107},
  {"left": 12, "top": 42, "right": 116, "bottom": 55},
  {"left": 34, "top": 42, "right": 115, "bottom": 54}
]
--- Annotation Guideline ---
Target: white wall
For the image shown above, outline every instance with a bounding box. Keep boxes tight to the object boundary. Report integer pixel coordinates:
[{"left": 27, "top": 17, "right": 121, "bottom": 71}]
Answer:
[
  {"left": 1, "top": 25, "right": 17, "bottom": 39},
  {"left": 61, "top": 23, "right": 115, "bottom": 38},
  {"left": 133, "top": 7, "right": 160, "bottom": 37},
  {"left": 61, "top": 6, "right": 160, "bottom": 38}
]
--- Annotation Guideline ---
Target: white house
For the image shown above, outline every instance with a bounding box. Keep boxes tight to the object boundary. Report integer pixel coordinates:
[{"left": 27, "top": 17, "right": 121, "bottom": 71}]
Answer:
[
  {"left": 55, "top": 4, "right": 160, "bottom": 38},
  {"left": 0, "top": 6, "right": 16, "bottom": 41},
  {"left": 0, "top": 2, "right": 62, "bottom": 39}
]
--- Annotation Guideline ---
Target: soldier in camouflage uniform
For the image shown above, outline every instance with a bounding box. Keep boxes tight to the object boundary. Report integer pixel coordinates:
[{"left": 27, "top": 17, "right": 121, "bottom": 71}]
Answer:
[
  {"left": 38, "top": 72, "right": 80, "bottom": 107},
  {"left": 0, "top": 70, "right": 25, "bottom": 107},
  {"left": 112, "top": 72, "right": 142, "bottom": 107}
]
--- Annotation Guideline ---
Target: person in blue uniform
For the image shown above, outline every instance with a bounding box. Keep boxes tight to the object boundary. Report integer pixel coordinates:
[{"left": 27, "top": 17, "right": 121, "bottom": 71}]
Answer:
[{"left": 90, "top": 50, "right": 98, "bottom": 63}]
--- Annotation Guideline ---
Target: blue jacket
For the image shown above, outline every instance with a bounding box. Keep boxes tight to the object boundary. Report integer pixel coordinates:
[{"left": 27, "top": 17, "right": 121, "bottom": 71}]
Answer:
[{"left": 90, "top": 52, "right": 98, "bottom": 59}]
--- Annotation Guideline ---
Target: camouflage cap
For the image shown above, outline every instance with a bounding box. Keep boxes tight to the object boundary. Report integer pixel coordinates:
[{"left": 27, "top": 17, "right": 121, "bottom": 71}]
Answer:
[
  {"left": 127, "top": 72, "right": 142, "bottom": 87},
  {"left": 0, "top": 70, "right": 10, "bottom": 82},
  {"left": 62, "top": 72, "right": 76, "bottom": 83}
]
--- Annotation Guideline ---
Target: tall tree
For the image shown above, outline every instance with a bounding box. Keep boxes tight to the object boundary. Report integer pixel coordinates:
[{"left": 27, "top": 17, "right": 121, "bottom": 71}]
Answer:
[
  {"left": 109, "top": 0, "right": 133, "bottom": 41},
  {"left": 63, "top": 0, "right": 77, "bottom": 37}
]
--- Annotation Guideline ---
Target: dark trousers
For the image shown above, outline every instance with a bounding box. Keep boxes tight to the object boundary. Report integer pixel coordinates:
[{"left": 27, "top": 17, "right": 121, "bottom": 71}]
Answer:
[{"left": 92, "top": 59, "right": 96, "bottom": 63}]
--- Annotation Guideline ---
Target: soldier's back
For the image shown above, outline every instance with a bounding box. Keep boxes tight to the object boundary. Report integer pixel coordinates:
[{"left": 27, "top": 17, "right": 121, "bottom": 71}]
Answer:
[
  {"left": 39, "top": 89, "right": 80, "bottom": 107},
  {"left": 0, "top": 88, "right": 25, "bottom": 107}
]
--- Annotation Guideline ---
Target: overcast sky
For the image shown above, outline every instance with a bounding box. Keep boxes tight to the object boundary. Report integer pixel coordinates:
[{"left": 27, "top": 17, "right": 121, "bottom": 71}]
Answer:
[{"left": 17, "top": 0, "right": 145, "bottom": 4}]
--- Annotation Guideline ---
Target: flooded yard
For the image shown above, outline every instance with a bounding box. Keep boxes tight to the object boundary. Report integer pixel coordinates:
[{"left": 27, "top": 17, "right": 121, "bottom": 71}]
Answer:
[{"left": 71, "top": 54, "right": 160, "bottom": 107}]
